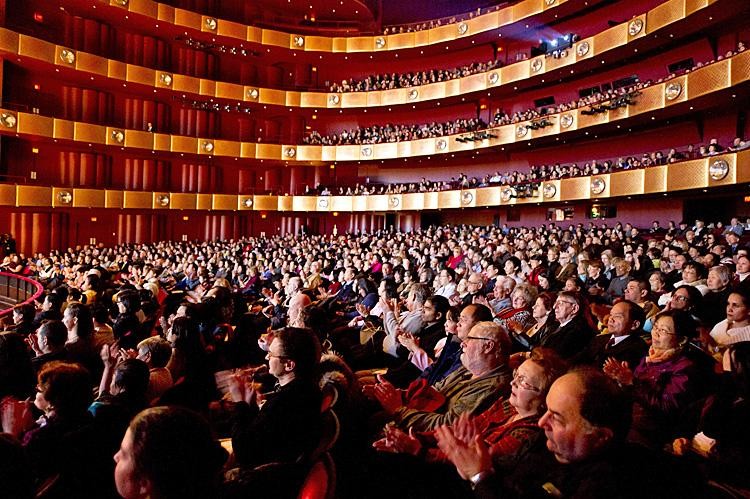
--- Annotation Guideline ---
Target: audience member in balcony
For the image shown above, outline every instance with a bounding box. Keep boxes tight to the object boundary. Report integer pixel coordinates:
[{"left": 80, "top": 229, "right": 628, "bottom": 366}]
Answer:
[
  {"left": 27, "top": 319, "right": 69, "bottom": 374},
  {"left": 32, "top": 292, "right": 64, "bottom": 330},
  {"left": 6, "top": 303, "right": 36, "bottom": 337},
  {"left": 62, "top": 302, "right": 101, "bottom": 379}
]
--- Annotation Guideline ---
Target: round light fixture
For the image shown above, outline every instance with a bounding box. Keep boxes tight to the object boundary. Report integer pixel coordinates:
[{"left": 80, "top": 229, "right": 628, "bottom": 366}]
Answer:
[
  {"left": 591, "top": 178, "right": 606, "bottom": 195},
  {"left": 57, "top": 191, "right": 73, "bottom": 205},
  {"left": 665, "top": 82, "right": 682, "bottom": 100},
  {"left": 709, "top": 160, "right": 729, "bottom": 180}
]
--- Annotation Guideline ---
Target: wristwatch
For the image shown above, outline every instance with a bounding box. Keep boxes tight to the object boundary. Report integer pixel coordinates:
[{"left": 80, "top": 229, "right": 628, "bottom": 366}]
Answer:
[{"left": 469, "top": 469, "right": 494, "bottom": 489}]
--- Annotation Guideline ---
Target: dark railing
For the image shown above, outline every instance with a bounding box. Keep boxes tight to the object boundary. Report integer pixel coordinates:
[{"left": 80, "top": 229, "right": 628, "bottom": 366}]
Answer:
[{"left": 0, "top": 272, "right": 44, "bottom": 318}]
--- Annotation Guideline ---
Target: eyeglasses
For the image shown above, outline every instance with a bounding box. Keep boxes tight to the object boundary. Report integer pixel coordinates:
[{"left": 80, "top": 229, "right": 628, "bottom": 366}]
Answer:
[
  {"left": 554, "top": 300, "right": 576, "bottom": 307},
  {"left": 672, "top": 295, "right": 689, "bottom": 302},
  {"left": 652, "top": 325, "right": 676, "bottom": 336},
  {"left": 511, "top": 369, "right": 542, "bottom": 392},
  {"left": 462, "top": 335, "right": 494, "bottom": 345}
]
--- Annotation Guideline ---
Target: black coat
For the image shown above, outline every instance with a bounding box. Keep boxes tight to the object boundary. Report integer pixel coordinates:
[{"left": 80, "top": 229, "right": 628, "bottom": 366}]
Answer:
[{"left": 575, "top": 333, "right": 648, "bottom": 369}]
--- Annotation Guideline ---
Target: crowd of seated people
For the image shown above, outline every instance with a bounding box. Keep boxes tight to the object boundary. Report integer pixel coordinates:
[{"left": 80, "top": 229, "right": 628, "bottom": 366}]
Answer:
[
  {"left": 304, "top": 42, "right": 746, "bottom": 147},
  {"left": 2, "top": 214, "right": 750, "bottom": 496},
  {"left": 304, "top": 136, "right": 747, "bottom": 196},
  {"left": 381, "top": 5, "right": 505, "bottom": 35},
  {"left": 328, "top": 59, "right": 502, "bottom": 93}
]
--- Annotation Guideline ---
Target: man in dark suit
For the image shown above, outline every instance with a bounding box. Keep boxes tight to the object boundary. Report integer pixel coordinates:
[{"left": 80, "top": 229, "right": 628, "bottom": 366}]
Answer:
[
  {"left": 541, "top": 291, "right": 595, "bottom": 361},
  {"left": 575, "top": 300, "right": 648, "bottom": 369}
]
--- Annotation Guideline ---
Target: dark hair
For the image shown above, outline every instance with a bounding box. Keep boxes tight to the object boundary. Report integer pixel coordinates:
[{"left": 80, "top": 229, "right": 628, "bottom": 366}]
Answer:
[
  {"left": 654, "top": 309, "right": 698, "bottom": 340},
  {"left": 672, "top": 285, "right": 702, "bottom": 311},
  {"left": 465, "top": 303, "right": 494, "bottom": 324},
  {"left": 617, "top": 299, "right": 646, "bottom": 331},
  {"left": 38, "top": 320, "right": 68, "bottom": 349},
  {"left": 0, "top": 332, "right": 35, "bottom": 400},
  {"left": 728, "top": 342, "right": 750, "bottom": 398},
  {"left": 169, "top": 316, "right": 203, "bottom": 359},
  {"left": 536, "top": 292, "right": 556, "bottom": 312},
  {"left": 128, "top": 406, "right": 227, "bottom": 499},
  {"left": 44, "top": 292, "right": 64, "bottom": 311},
  {"left": 12, "top": 303, "right": 35, "bottom": 323},
  {"left": 113, "top": 359, "right": 150, "bottom": 400},
  {"left": 65, "top": 302, "right": 94, "bottom": 339},
  {"left": 572, "top": 368, "right": 632, "bottom": 443},
  {"left": 274, "top": 327, "right": 322, "bottom": 380},
  {"left": 426, "top": 295, "right": 450, "bottom": 323},
  {"left": 440, "top": 267, "right": 456, "bottom": 281},
  {"left": 37, "top": 361, "right": 92, "bottom": 416},
  {"left": 730, "top": 288, "right": 750, "bottom": 309},
  {"left": 683, "top": 261, "right": 707, "bottom": 279},
  {"left": 116, "top": 290, "right": 142, "bottom": 315},
  {"left": 505, "top": 256, "right": 522, "bottom": 273}
]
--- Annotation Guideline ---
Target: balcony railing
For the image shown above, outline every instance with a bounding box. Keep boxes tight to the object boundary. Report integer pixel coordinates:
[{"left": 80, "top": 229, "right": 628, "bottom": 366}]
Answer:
[{"left": 0, "top": 272, "right": 44, "bottom": 318}]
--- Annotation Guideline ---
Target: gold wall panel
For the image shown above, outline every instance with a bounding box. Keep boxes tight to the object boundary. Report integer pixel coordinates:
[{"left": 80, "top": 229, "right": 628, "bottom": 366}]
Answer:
[
  {"left": 407, "top": 139, "right": 433, "bottom": 158},
  {"left": 199, "top": 79, "right": 216, "bottom": 96},
  {"left": 0, "top": 28, "right": 19, "bottom": 53},
  {"left": 476, "top": 187, "right": 501, "bottom": 207},
  {"left": 707, "top": 154, "right": 736, "bottom": 187},
  {"left": 107, "top": 59, "right": 127, "bottom": 80},
  {"left": 126, "top": 65, "right": 155, "bottom": 86},
  {"left": 260, "top": 30, "right": 289, "bottom": 47},
  {"left": 214, "top": 140, "right": 240, "bottom": 158},
  {"left": 628, "top": 85, "right": 663, "bottom": 117},
  {"left": 277, "top": 196, "right": 293, "bottom": 211},
  {"left": 401, "top": 193, "right": 424, "bottom": 211},
  {"left": 76, "top": 52, "right": 108, "bottom": 76},
  {"left": 687, "top": 60, "right": 729, "bottom": 99},
  {"left": 594, "top": 24, "right": 625, "bottom": 54},
  {"left": 644, "top": 166, "right": 667, "bottom": 194},
  {"left": 685, "top": 0, "right": 710, "bottom": 15},
  {"left": 173, "top": 74, "right": 201, "bottom": 94},
  {"left": 153, "top": 133, "right": 171, "bottom": 151},
  {"left": 73, "top": 122, "right": 106, "bottom": 144},
  {"left": 196, "top": 194, "right": 212, "bottom": 210},
  {"left": 609, "top": 170, "right": 645, "bottom": 197},
  {"left": 0, "top": 184, "right": 16, "bottom": 206},
  {"left": 352, "top": 196, "right": 368, "bottom": 212},
  {"left": 341, "top": 93, "right": 368, "bottom": 108},
  {"left": 731, "top": 49, "right": 750, "bottom": 86},
  {"left": 667, "top": 160, "right": 707, "bottom": 191},
  {"left": 367, "top": 195, "right": 389, "bottom": 211},
  {"left": 299, "top": 92, "right": 327, "bottom": 108},
  {"left": 331, "top": 38, "right": 348, "bottom": 53},
  {"left": 212, "top": 194, "right": 237, "bottom": 211},
  {"left": 18, "top": 114, "right": 52, "bottom": 137},
  {"left": 216, "top": 82, "right": 243, "bottom": 100},
  {"left": 255, "top": 144, "right": 281, "bottom": 160},
  {"left": 240, "top": 143, "right": 257, "bottom": 158},
  {"left": 17, "top": 186, "right": 51, "bottom": 207},
  {"left": 367, "top": 92, "right": 384, "bottom": 107},
  {"left": 173, "top": 8, "right": 202, "bottom": 30},
  {"left": 459, "top": 74, "right": 486, "bottom": 95},
  {"left": 125, "top": 130, "right": 155, "bottom": 150},
  {"left": 171, "top": 136, "right": 198, "bottom": 154},
  {"left": 19, "top": 36, "right": 54, "bottom": 62},
  {"left": 156, "top": 4, "right": 175, "bottom": 23},
  {"left": 423, "top": 192, "right": 439, "bottom": 210},
  {"left": 292, "top": 197, "right": 317, "bottom": 212},
  {"left": 502, "top": 61, "right": 529, "bottom": 84},
  {"left": 169, "top": 193, "right": 197, "bottom": 210},
  {"left": 438, "top": 191, "right": 460, "bottom": 209},
  {"left": 387, "top": 33, "right": 415, "bottom": 50},
  {"left": 217, "top": 20, "right": 247, "bottom": 40},
  {"left": 295, "top": 146, "right": 322, "bottom": 162},
  {"left": 512, "top": 0, "right": 541, "bottom": 20},
  {"left": 663, "top": 75, "right": 688, "bottom": 106},
  {"left": 285, "top": 92, "right": 302, "bottom": 107},
  {"left": 736, "top": 150, "right": 750, "bottom": 183},
  {"left": 123, "top": 191, "right": 153, "bottom": 209},
  {"left": 330, "top": 196, "right": 353, "bottom": 212},
  {"left": 129, "top": 0, "right": 159, "bottom": 18},
  {"left": 575, "top": 110, "right": 609, "bottom": 130},
  {"left": 304, "top": 36, "right": 334, "bottom": 52},
  {"left": 380, "top": 89, "right": 405, "bottom": 106},
  {"left": 105, "top": 190, "right": 123, "bottom": 208},
  {"left": 646, "top": 0, "right": 684, "bottom": 32},
  {"left": 251, "top": 196, "right": 277, "bottom": 211},
  {"left": 332, "top": 145, "right": 357, "bottom": 161},
  {"left": 560, "top": 177, "right": 590, "bottom": 200},
  {"left": 544, "top": 50, "right": 574, "bottom": 71},
  {"left": 259, "top": 88, "right": 285, "bottom": 106},
  {"left": 246, "top": 26, "right": 262, "bottom": 45}
]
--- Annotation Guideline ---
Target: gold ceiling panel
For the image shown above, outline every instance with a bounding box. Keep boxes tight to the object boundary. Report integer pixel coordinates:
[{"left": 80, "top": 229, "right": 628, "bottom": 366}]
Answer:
[
  {"left": 0, "top": 184, "right": 16, "bottom": 206},
  {"left": 667, "top": 159, "right": 707, "bottom": 191},
  {"left": 17, "top": 186, "right": 50, "bottom": 207},
  {"left": 609, "top": 170, "right": 645, "bottom": 197},
  {"left": 687, "top": 60, "right": 729, "bottom": 99}
]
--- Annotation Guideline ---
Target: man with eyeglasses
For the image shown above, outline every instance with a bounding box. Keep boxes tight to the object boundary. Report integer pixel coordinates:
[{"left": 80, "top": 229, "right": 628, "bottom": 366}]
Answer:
[
  {"left": 462, "top": 272, "right": 485, "bottom": 306},
  {"left": 374, "top": 321, "right": 512, "bottom": 432},
  {"left": 540, "top": 291, "right": 595, "bottom": 360}
]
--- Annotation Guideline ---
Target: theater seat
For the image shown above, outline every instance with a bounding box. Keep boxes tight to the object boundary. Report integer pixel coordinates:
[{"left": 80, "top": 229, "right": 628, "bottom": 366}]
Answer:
[{"left": 298, "top": 453, "right": 336, "bottom": 499}]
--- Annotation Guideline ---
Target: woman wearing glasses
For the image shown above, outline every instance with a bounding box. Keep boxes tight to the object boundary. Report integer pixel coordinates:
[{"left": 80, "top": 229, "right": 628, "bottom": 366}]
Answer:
[
  {"left": 604, "top": 310, "right": 705, "bottom": 448},
  {"left": 371, "top": 348, "right": 566, "bottom": 495}
]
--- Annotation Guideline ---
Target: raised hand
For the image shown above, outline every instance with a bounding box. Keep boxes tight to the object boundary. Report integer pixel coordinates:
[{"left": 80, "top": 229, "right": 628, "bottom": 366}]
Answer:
[{"left": 435, "top": 424, "right": 492, "bottom": 480}]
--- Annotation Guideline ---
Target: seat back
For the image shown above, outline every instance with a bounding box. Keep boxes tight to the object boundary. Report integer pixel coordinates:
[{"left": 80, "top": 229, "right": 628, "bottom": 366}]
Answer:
[{"left": 298, "top": 453, "right": 336, "bottom": 499}]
